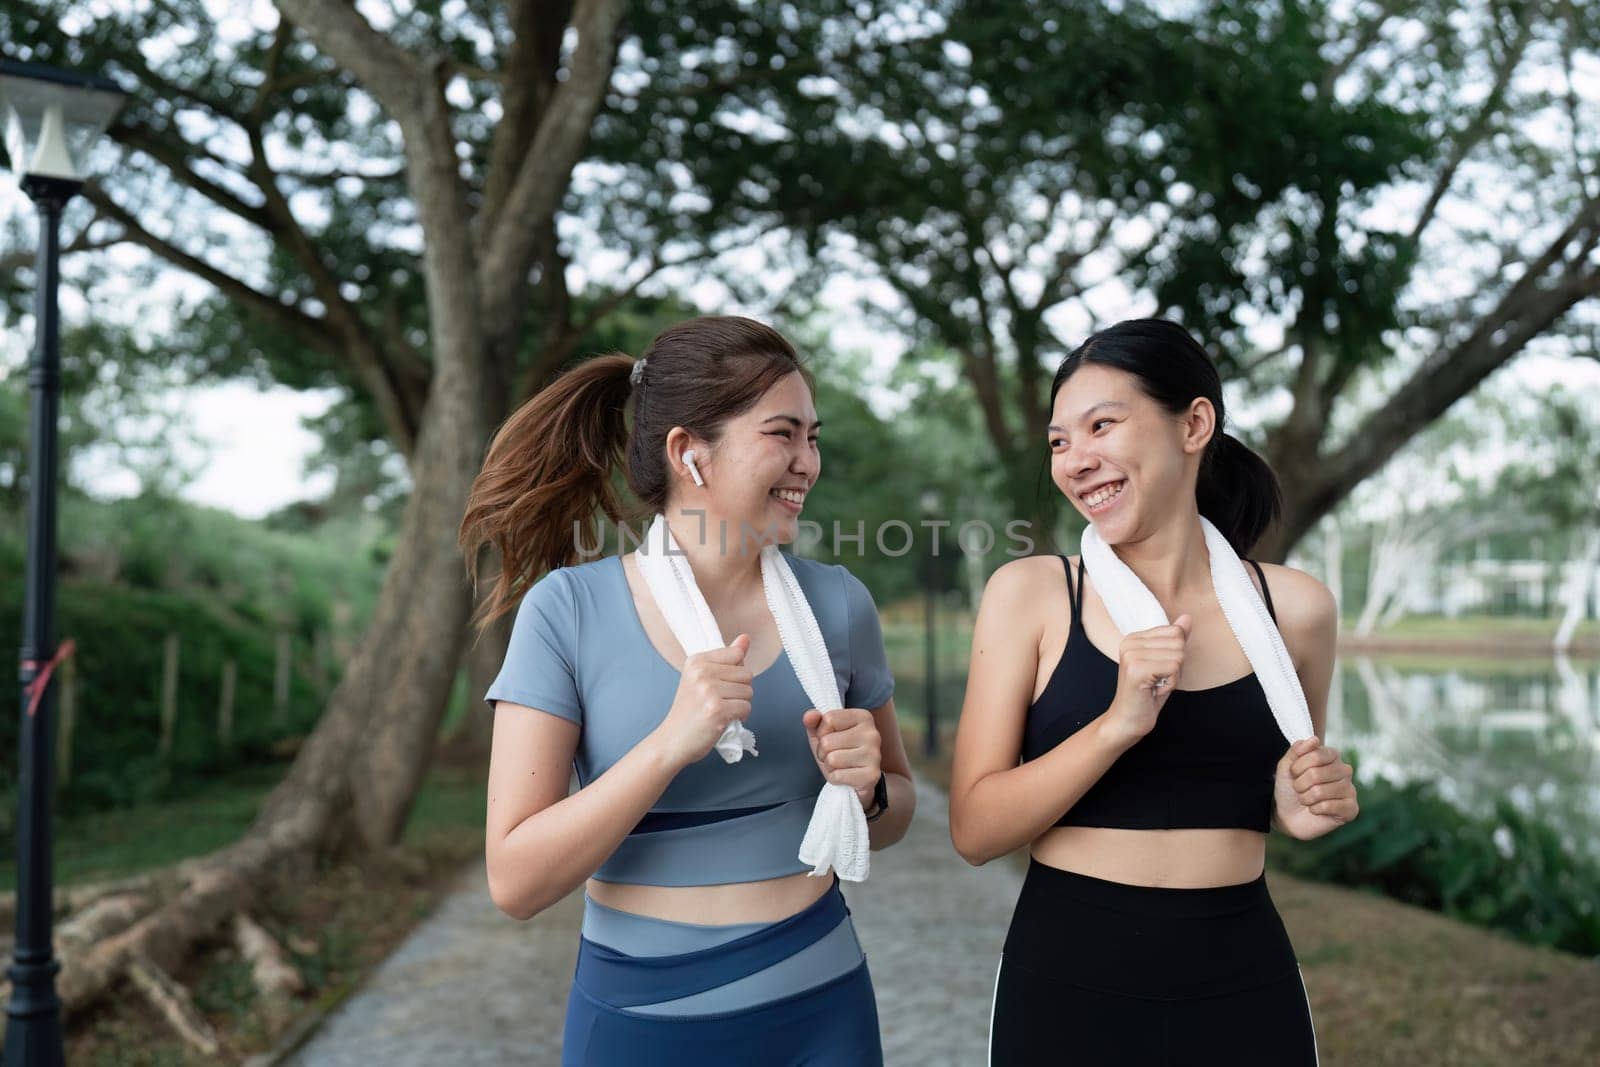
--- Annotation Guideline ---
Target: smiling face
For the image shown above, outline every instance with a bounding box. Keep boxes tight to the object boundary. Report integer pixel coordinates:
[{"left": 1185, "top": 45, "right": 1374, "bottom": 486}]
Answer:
[
  {"left": 672, "top": 370, "right": 820, "bottom": 551},
  {"left": 1048, "top": 363, "right": 1212, "bottom": 544}
]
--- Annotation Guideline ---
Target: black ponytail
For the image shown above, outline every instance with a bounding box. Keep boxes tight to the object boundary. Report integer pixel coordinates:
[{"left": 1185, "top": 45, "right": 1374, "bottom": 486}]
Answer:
[{"left": 1196, "top": 431, "right": 1282, "bottom": 558}]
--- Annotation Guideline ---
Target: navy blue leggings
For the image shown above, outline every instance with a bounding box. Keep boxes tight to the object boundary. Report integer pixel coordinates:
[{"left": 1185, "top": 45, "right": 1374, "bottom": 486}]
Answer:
[{"left": 562, "top": 884, "right": 883, "bottom": 1066}]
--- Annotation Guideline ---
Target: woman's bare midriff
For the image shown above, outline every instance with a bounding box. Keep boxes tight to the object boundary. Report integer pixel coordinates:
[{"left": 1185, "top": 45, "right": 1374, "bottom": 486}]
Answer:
[
  {"left": 1031, "top": 824, "right": 1267, "bottom": 888},
  {"left": 586, "top": 869, "right": 832, "bottom": 924}
]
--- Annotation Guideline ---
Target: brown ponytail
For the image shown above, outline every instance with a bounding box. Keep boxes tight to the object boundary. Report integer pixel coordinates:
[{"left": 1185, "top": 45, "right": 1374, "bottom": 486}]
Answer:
[
  {"left": 459, "top": 354, "right": 635, "bottom": 631},
  {"left": 459, "top": 316, "right": 807, "bottom": 630}
]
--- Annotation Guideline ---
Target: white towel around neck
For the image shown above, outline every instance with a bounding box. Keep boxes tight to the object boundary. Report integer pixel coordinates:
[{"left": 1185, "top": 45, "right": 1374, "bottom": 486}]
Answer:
[
  {"left": 1079, "top": 516, "right": 1314, "bottom": 744},
  {"left": 635, "top": 513, "right": 870, "bottom": 882}
]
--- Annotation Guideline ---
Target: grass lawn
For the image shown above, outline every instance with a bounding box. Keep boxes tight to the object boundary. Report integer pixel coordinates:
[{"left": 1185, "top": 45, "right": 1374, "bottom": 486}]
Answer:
[
  {"left": 1370, "top": 615, "right": 1600, "bottom": 641},
  {"left": 1274, "top": 872, "right": 1600, "bottom": 1066},
  {"left": 2, "top": 762, "right": 289, "bottom": 895}
]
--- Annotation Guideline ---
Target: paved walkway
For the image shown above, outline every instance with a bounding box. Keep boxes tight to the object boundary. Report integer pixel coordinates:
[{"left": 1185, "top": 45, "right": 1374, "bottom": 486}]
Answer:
[{"left": 280, "top": 781, "right": 1020, "bottom": 1065}]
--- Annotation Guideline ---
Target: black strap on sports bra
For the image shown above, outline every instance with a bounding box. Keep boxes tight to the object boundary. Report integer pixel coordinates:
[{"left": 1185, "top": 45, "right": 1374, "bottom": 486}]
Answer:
[
  {"left": 1063, "top": 554, "right": 1276, "bottom": 626},
  {"left": 1244, "top": 558, "right": 1277, "bottom": 624},
  {"left": 1063, "top": 555, "right": 1083, "bottom": 626}
]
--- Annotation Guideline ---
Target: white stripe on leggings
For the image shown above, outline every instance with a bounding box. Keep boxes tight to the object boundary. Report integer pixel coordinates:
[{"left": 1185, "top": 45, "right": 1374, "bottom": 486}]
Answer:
[
  {"left": 988, "top": 954, "right": 1003, "bottom": 1067},
  {"left": 1298, "top": 964, "right": 1320, "bottom": 1066}
]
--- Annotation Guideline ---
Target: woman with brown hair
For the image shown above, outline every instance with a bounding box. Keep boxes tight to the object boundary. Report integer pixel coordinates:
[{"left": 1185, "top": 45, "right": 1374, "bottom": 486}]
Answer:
[{"left": 459, "top": 315, "right": 915, "bottom": 1065}]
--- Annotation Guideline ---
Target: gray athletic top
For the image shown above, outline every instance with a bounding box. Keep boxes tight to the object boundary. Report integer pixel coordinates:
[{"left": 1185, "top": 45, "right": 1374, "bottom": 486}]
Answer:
[{"left": 484, "top": 552, "right": 895, "bottom": 887}]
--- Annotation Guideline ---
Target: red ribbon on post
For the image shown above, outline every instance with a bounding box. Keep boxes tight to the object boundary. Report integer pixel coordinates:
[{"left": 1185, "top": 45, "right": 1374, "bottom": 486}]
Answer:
[{"left": 22, "top": 637, "right": 76, "bottom": 718}]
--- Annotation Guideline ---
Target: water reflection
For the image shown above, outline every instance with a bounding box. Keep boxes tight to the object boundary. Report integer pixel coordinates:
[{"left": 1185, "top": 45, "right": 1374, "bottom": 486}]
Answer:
[{"left": 1332, "top": 652, "right": 1600, "bottom": 854}]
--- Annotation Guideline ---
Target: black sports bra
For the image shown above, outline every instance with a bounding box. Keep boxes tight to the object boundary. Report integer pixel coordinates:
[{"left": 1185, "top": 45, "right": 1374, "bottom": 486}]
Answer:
[{"left": 1022, "top": 556, "right": 1287, "bottom": 833}]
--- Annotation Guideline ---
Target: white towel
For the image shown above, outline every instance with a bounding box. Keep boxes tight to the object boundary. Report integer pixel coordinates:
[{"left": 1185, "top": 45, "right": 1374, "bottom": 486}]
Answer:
[
  {"left": 1079, "top": 516, "right": 1314, "bottom": 744},
  {"left": 635, "top": 513, "right": 871, "bottom": 881}
]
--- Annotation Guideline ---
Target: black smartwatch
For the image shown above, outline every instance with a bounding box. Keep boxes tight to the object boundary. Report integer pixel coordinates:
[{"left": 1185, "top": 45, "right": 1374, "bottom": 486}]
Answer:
[{"left": 864, "top": 773, "right": 889, "bottom": 822}]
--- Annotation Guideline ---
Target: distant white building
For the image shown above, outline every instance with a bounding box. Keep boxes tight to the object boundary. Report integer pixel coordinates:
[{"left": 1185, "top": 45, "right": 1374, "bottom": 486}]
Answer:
[{"left": 1415, "top": 543, "right": 1597, "bottom": 618}]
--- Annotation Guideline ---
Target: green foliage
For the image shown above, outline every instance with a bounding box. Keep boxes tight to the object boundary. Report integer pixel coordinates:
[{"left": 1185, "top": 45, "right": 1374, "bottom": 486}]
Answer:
[
  {"left": 581, "top": 0, "right": 1432, "bottom": 537},
  {"left": 1270, "top": 767, "right": 1600, "bottom": 957},
  {"left": 1484, "top": 386, "right": 1600, "bottom": 531},
  {"left": 0, "top": 491, "right": 386, "bottom": 831},
  {"left": 796, "top": 344, "right": 947, "bottom": 601},
  {"left": 1, "top": 316, "right": 197, "bottom": 501}
]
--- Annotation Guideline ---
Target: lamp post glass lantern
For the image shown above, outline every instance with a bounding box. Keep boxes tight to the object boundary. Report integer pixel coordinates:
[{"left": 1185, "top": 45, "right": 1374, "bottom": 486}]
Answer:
[
  {"left": 1, "top": 61, "right": 125, "bottom": 186},
  {"left": 1, "top": 59, "right": 125, "bottom": 1067}
]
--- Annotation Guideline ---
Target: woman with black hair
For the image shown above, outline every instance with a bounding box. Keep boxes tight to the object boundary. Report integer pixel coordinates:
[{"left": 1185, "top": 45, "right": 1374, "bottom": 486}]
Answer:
[
  {"left": 950, "top": 318, "right": 1357, "bottom": 1064},
  {"left": 461, "top": 316, "right": 915, "bottom": 1065}
]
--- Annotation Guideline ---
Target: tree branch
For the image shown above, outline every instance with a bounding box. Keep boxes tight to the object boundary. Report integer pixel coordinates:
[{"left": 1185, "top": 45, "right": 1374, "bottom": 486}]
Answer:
[
  {"left": 109, "top": 44, "right": 250, "bottom": 130},
  {"left": 1036, "top": 213, "right": 1114, "bottom": 310},
  {"left": 111, "top": 126, "right": 276, "bottom": 234},
  {"left": 511, "top": 241, "right": 727, "bottom": 400},
  {"left": 243, "top": 52, "right": 427, "bottom": 454},
  {"left": 270, "top": 1, "right": 425, "bottom": 123},
  {"left": 0, "top": 224, "right": 125, "bottom": 275},
  {"left": 1235, "top": 339, "right": 1294, "bottom": 379},
  {"left": 1407, "top": 10, "right": 1533, "bottom": 246},
  {"left": 273, "top": 0, "right": 491, "bottom": 445},
  {"left": 1318, "top": 0, "right": 1408, "bottom": 97},
  {"left": 477, "top": 0, "right": 570, "bottom": 242},
  {"left": 1559, "top": 2, "right": 1596, "bottom": 198},
  {"left": 478, "top": 0, "right": 626, "bottom": 341},
  {"left": 1323, "top": 199, "right": 1600, "bottom": 514},
  {"left": 883, "top": 263, "right": 1017, "bottom": 464},
  {"left": 514, "top": 222, "right": 571, "bottom": 403},
  {"left": 80, "top": 183, "right": 334, "bottom": 356},
  {"left": 270, "top": 162, "right": 407, "bottom": 188}
]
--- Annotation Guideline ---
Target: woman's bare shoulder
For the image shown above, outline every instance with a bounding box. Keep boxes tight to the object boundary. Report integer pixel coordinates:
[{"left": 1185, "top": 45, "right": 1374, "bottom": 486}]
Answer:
[
  {"left": 985, "top": 553, "right": 1070, "bottom": 598},
  {"left": 981, "top": 554, "right": 1071, "bottom": 637},
  {"left": 1254, "top": 561, "right": 1338, "bottom": 648}
]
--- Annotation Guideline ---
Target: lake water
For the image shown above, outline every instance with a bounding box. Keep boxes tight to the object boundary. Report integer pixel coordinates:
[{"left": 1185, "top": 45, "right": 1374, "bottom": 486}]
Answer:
[{"left": 1329, "top": 653, "right": 1600, "bottom": 855}]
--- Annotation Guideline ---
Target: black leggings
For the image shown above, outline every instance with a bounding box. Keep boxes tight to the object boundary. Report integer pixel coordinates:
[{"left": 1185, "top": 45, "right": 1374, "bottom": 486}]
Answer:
[{"left": 990, "top": 860, "right": 1318, "bottom": 1066}]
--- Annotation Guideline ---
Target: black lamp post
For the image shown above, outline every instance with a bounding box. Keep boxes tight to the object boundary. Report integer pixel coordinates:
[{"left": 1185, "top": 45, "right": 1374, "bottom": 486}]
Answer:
[
  {"left": 1, "top": 59, "right": 126, "bottom": 1067},
  {"left": 920, "top": 490, "right": 941, "bottom": 757}
]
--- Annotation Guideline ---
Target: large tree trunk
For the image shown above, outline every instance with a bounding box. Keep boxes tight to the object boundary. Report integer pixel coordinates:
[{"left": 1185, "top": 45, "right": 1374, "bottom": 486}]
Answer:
[
  {"left": 255, "top": 399, "right": 488, "bottom": 854},
  {"left": 262, "top": 0, "right": 619, "bottom": 850},
  {"left": 447, "top": 566, "right": 515, "bottom": 762},
  {"left": 340, "top": 381, "right": 487, "bottom": 846}
]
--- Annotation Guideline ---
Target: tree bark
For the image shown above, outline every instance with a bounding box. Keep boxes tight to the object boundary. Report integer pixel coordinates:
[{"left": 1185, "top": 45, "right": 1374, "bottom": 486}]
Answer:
[{"left": 452, "top": 599, "right": 513, "bottom": 762}]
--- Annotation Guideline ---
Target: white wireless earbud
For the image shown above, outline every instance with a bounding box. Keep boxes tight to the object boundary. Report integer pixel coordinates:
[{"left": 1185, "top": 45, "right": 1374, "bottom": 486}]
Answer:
[{"left": 682, "top": 449, "right": 706, "bottom": 487}]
